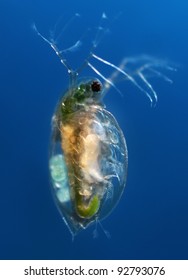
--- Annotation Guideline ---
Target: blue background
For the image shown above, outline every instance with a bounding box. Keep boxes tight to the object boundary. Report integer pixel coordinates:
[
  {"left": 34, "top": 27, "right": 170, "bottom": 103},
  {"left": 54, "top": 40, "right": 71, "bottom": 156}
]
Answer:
[{"left": 0, "top": 0, "right": 188, "bottom": 260}]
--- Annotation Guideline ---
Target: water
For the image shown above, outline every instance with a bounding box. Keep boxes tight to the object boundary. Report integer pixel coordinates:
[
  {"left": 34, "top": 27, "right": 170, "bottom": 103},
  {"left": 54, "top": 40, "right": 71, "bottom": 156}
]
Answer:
[{"left": 0, "top": 0, "right": 188, "bottom": 259}]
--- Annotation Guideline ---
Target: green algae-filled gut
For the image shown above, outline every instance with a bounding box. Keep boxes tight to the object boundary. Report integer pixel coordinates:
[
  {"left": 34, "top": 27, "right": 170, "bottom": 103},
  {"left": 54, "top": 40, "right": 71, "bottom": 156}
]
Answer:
[{"left": 34, "top": 14, "right": 174, "bottom": 236}]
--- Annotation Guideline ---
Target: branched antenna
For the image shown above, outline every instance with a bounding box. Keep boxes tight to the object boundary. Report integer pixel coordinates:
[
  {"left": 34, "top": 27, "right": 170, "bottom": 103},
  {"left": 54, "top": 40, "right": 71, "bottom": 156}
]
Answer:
[
  {"left": 33, "top": 15, "right": 175, "bottom": 105},
  {"left": 32, "top": 22, "right": 72, "bottom": 73},
  {"left": 90, "top": 54, "right": 175, "bottom": 105}
]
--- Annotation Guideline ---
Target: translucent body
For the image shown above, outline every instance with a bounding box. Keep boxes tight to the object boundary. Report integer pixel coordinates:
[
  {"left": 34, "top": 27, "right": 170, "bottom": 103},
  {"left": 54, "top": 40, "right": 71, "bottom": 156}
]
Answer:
[
  {"left": 34, "top": 15, "right": 175, "bottom": 236},
  {"left": 49, "top": 79, "right": 128, "bottom": 235}
]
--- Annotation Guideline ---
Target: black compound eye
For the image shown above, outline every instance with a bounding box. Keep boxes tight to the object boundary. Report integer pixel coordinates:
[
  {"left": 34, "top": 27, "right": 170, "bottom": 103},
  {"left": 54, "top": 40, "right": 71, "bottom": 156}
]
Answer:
[{"left": 91, "top": 80, "right": 102, "bottom": 92}]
